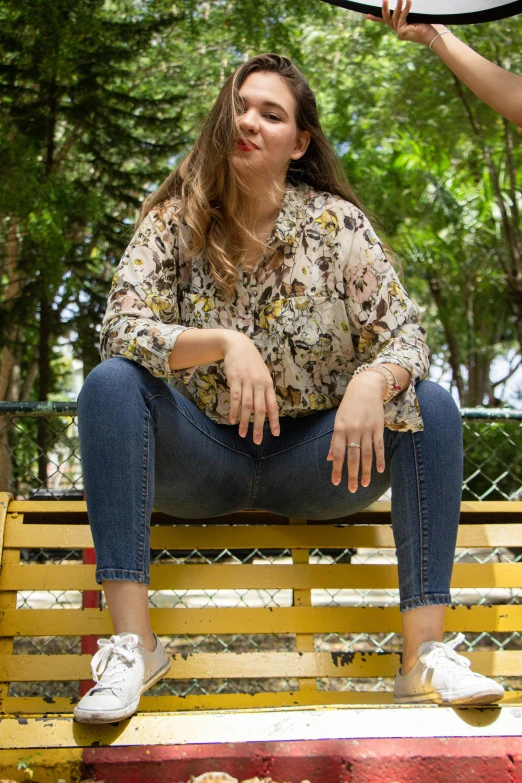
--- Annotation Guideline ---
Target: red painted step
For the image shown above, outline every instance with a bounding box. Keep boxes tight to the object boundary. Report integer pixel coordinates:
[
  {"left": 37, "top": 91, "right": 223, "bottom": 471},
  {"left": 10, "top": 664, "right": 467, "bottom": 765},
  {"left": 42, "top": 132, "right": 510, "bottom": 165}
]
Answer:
[{"left": 82, "top": 737, "right": 522, "bottom": 783}]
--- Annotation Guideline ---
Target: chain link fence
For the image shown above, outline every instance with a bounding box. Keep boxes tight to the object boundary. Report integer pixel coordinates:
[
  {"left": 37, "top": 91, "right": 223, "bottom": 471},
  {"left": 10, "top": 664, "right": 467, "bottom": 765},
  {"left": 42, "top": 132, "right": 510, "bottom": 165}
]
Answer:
[{"left": 1, "top": 402, "right": 521, "bottom": 702}]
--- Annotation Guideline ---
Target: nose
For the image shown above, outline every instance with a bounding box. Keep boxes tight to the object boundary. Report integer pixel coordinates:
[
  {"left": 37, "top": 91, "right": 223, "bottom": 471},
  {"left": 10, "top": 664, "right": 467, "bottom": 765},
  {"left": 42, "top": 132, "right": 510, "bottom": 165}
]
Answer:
[{"left": 238, "top": 107, "right": 260, "bottom": 135}]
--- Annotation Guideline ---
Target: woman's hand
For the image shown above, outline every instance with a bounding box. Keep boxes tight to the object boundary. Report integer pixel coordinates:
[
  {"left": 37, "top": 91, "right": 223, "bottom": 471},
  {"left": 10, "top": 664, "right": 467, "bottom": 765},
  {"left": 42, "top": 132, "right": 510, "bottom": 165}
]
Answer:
[
  {"left": 327, "top": 373, "right": 386, "bottom": 492},
  {"left": 222, "top": 331, "right": 280, "bottom": 444},
  {"left": 366, "top": 0, "right": 438, "bottom": 47}
]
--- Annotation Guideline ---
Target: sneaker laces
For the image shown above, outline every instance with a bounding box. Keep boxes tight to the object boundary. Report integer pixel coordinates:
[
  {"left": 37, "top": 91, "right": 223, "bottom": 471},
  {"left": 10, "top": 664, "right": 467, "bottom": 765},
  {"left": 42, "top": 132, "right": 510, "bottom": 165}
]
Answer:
[
  {"left": 90, "top": 633, "right": 139, "bottom": 693},
  {"left": 422, "top": 632, "right": 472, "bottom": 673}
]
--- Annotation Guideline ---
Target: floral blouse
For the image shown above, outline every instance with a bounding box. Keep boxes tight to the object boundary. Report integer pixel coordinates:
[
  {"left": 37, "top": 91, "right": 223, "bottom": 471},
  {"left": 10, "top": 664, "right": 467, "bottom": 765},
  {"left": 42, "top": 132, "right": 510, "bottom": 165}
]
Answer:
[{"left": 100, "top": 182, "right": 430, "bottom": 431}]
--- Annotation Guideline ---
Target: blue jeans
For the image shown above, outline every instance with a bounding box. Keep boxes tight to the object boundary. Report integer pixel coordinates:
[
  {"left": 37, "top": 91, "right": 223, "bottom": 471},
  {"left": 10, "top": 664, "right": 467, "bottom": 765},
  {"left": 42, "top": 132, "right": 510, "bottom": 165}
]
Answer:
[{"left": 77, "top": 357, "right": 463, "bottom": 612}]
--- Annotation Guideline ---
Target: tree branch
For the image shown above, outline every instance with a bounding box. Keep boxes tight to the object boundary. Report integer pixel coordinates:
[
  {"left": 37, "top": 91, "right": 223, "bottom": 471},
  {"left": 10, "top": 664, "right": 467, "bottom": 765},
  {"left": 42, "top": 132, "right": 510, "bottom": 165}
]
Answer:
[{"left": 491, "top": 356, "right": 522, "bottom": 388}]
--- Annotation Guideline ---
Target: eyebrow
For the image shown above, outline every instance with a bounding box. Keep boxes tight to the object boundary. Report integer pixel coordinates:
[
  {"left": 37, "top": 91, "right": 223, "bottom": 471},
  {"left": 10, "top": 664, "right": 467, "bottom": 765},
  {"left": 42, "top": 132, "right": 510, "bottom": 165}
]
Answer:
[{"left": 239, "top": 97, "right": 289, "bottom": 118}]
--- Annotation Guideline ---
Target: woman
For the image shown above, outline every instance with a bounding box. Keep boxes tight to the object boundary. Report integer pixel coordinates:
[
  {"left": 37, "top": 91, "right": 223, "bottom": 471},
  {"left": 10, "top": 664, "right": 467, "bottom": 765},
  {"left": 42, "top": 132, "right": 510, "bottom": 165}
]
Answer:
[
  {"left": 367, "top": 0, "right": 522, "bottom": 127},
  {"left": 75, "top": 53, "right": 504, "bottom": 724}
]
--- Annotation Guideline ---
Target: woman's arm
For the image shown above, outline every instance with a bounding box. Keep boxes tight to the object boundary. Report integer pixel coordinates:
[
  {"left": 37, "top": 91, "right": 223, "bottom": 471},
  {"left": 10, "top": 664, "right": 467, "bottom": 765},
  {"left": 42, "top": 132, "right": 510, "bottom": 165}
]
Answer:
[
  {"left": 327, "top": 203, "right": 429, "bottom": 491},
  {"left": 171, "top": 328, "right": 280, "bottom": 443},
  {"left": 100, "top": 206, "right": 194, "bottom": 378},
  {"left": 168, "top": 328, "right": 230, "bottom": 370},
  {"left": 367, "top": 0, "right": 522, "bottom": 127}
]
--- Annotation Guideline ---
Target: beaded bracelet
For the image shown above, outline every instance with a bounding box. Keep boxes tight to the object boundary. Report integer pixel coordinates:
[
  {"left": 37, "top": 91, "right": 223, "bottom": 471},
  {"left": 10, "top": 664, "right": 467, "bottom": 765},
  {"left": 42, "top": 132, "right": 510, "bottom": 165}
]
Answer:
[{"left": 352, "top": 364, "right": 402, "bottom": 404}]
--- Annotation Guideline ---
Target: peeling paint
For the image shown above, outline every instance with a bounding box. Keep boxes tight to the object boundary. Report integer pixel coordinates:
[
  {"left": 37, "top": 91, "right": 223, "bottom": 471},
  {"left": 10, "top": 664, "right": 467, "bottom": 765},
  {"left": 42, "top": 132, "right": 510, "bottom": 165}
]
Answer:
[{"left": 331, "top": 652, "right": 355, "bottom": 668}]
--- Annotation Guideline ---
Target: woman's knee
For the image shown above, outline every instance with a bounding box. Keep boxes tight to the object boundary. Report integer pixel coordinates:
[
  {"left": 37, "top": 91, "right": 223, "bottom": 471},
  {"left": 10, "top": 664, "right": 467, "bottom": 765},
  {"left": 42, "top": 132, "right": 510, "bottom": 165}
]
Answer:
[
  {"left": 77, "top": 358, "right": 155, "bottom": 409},
  {"left": 415, "top": 380, "right": 462, "bottom": 434}
]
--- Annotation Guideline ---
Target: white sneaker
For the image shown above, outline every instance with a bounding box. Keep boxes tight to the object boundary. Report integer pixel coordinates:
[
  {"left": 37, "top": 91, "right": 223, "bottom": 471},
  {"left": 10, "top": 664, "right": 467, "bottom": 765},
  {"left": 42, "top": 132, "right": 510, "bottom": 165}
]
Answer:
[
  {"left": 74, "top": 632, "right": 171, "bottom": 723},
  {"left": 394, "top": 633, "right": 505, "bottom": 705}
]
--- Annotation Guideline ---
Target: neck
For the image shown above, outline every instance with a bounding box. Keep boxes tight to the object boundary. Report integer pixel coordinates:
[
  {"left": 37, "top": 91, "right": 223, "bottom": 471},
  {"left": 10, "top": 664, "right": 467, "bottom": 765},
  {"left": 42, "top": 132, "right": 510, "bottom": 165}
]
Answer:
[{"left": 242, "top": 172, "right": 287, "bottom": 226}]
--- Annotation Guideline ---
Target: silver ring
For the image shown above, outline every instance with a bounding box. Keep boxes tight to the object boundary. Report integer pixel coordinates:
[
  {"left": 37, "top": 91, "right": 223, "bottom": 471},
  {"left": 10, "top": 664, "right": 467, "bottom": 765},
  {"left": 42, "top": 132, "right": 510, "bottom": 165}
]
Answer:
[{"left": 347, "top": 442, "right": 361, "bottom": 449}]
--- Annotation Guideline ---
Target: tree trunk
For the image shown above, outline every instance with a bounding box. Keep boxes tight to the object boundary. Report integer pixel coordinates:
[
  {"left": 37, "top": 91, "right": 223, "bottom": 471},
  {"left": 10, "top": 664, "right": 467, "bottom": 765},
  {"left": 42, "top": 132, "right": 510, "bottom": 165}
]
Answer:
[
  {"left": 428, "top": 275, "right": 465, "bottom": 404},
  {"left": 0, "top": 420, "right": 13, "bottom": 494},
  {"left": 0, "top": 218, "right": 23, "bottom": 400},
  {"left": 0, "top": 217, "right": 22, "bottom": 493},
  {"left": 21, "top": 362, "right": 38, "bottom": 402}
]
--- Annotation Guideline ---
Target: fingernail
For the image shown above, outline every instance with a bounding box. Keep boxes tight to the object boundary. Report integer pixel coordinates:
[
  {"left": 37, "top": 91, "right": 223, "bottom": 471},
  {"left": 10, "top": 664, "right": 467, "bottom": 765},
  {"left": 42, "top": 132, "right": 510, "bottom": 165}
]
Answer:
[
  {"left": 274, "top": 429, "right": 280, "bottom": 436},
  {"left": 333, "top": 479, "right": 340, "bottom": 486}
]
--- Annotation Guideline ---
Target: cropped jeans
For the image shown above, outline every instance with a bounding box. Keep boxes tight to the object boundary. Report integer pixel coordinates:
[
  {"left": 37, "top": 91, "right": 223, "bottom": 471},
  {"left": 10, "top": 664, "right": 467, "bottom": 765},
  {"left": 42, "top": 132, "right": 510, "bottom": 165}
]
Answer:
[{"left": 77, "top": 357, "right": 463, "bottom": 612}]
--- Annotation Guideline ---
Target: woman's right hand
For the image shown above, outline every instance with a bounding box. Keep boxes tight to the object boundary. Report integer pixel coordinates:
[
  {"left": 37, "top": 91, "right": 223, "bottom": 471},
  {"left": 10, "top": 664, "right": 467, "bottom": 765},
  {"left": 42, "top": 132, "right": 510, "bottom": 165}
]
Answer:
[
  {"left": 222, "top": 331, "right": 280, "bottom": 444},
  {"left": 366, "top": 0, "right": 438, "bottom": 47}
]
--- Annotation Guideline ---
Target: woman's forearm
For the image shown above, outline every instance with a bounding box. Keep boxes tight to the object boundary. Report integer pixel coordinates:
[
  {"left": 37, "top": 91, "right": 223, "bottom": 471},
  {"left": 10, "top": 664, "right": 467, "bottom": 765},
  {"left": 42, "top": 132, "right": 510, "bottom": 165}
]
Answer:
[
  {"left": 431, "top": 27, "right": 522, "bottom": 127},
  {"left": 168, "top": 328, "right": 232, "bottom": 371}
]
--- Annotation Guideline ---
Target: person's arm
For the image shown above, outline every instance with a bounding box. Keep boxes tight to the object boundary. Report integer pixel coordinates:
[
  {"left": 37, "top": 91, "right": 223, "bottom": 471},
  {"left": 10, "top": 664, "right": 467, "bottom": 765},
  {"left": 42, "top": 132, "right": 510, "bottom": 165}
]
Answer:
[
  {"left": 100, "top": 205, "right": 196, "bottom": 379},
  {"left": 171, "top": 328, "right": 281, "bottom": 443},
  {"left": 327, "top": 203, "right": 429, "bottom": 491},
  {"left": 168, "top": 328, "right": 229, "bottom": 370},
  {"left": 367, "top": 0, "right": 522, "bottom": 127}
]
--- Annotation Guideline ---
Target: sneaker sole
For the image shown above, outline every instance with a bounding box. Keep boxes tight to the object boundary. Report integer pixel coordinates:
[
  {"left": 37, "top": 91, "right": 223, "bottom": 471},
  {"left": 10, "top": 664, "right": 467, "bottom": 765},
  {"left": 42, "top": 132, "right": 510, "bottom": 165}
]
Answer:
[
  {"left": 73, "top": 658, "right": 171, "bottom": 724},
  {"left": 394, "top": 688, "right": 505, "bottom": 706}
]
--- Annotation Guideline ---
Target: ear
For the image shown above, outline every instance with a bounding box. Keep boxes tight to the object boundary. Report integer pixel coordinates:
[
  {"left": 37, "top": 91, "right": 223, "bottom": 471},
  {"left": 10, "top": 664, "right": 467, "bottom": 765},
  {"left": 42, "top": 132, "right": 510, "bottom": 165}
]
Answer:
[{"left": 290, "top": 129, "right": 311, "bottom": 161}]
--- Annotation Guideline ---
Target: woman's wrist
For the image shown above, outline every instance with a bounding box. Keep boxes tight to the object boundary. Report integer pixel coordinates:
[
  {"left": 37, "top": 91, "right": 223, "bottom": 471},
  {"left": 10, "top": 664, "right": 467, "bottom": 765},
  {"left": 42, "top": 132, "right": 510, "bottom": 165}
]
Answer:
[
  {"left": 428, "top": 25, "right": 452, "bottom": 50},
  {"left": 220, "top": 328, "right": 250, "bottom": 356},
  {"left": 351, "top": 363, "right": 411, "bottom": 403},
  {"left": 348, "top": 370, "right": 387, "bottom": 398}
]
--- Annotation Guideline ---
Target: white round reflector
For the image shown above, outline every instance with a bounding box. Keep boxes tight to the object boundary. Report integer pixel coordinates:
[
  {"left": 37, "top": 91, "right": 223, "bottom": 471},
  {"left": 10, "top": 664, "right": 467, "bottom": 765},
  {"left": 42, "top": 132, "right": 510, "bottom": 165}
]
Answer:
[{"left": 321, "top": 0, "right": 522, "bottom": 24}]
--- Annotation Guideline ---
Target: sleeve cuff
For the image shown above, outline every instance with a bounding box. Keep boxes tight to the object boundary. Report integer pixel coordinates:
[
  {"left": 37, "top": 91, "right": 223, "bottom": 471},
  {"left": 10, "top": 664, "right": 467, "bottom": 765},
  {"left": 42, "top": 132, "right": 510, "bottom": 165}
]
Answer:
[
  {"left": 372, "top": 350, "right": 429, "bottom": 385},
  {"left": 134, "top": 323, "right": 198, "bottom": 381},
  {"left": 372, "top": 354, "right": 414, "bottom": 377}
]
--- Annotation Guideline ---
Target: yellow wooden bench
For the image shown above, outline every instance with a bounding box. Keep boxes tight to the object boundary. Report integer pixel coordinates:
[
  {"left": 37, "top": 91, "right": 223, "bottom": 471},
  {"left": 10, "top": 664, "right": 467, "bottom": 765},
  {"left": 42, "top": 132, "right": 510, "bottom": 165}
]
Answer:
[{"left": 1, "top": 492, "right": 522, "bottom": 753}]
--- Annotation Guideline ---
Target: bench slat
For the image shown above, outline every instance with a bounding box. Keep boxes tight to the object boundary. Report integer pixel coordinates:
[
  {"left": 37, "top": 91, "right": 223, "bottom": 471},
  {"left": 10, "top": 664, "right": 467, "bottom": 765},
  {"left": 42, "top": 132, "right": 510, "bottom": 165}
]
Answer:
[
  {"left": 2, "top": 605, "right": 522, "bottom": 635},
  {"left": 1, "top": 650, "right": 520, "bottom": 682},
  {"left": 2, "top": 562, "right": 522, "bottom": 590},
  {"left": 4, "top": 691, "right": 522, "bottom": 721},
  {"left": 5, "top": 522, "right": 522, "bottom": 550},
  {"left": 6, "top": 698, "right": 522, "bottom": 749},
  {"left": 0, "top": 692, "right": 394, "bottom": 720},
  {"left": 8, "top": 500, "right": 522, "bottom": 515}
]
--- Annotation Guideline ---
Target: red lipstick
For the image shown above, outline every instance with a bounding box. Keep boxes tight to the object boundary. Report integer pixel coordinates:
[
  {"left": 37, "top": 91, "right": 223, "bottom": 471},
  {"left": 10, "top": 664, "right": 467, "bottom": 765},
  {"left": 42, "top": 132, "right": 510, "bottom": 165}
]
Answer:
[{"left": 236, "top": 139, "right": 259, "bottom": 151}]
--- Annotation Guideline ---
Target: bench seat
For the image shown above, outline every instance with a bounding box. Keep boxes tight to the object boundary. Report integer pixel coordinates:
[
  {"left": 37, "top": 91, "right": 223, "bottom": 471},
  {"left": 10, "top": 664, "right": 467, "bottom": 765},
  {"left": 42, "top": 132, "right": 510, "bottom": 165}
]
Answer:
[{"left": 1, "top": 493, "right": 522, "bottom": 750}]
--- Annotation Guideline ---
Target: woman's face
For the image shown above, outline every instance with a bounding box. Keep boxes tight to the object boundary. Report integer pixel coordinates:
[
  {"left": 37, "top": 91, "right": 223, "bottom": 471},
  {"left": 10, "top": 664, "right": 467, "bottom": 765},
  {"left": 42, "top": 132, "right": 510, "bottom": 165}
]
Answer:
[{"left": 231, "top": 71, "right": 310, "bottom": 185}]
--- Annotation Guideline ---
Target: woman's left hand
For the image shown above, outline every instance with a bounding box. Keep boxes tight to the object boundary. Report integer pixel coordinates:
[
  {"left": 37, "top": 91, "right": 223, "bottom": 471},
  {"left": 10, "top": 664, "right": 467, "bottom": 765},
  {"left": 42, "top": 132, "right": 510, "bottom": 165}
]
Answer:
[{"left": 327, "top": 373, "right": 386, "bottom": 492}]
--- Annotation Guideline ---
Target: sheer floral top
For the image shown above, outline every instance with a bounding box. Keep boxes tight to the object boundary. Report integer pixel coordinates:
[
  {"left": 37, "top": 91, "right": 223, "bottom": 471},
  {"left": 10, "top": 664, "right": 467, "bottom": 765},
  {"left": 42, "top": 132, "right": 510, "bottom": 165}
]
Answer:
[{"left": 100, "top": 182, "right": 430, "bottom": 431}]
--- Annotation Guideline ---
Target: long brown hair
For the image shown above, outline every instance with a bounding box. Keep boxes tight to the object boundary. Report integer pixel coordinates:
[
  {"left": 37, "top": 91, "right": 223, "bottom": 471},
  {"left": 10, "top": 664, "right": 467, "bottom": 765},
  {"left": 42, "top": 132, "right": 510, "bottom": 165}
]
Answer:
[{"left": 138, "top": 54, "right": 370, "bottom": 297}]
